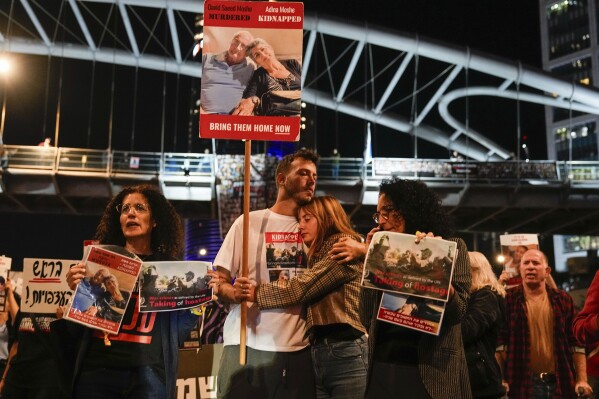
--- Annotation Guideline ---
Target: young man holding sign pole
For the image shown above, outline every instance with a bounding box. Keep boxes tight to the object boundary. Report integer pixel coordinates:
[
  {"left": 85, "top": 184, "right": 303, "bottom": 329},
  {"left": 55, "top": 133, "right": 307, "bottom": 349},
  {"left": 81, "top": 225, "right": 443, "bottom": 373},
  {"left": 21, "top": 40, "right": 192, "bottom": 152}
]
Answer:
[{"left": 211, "top": 148, "right": 319, "bottom": 399}]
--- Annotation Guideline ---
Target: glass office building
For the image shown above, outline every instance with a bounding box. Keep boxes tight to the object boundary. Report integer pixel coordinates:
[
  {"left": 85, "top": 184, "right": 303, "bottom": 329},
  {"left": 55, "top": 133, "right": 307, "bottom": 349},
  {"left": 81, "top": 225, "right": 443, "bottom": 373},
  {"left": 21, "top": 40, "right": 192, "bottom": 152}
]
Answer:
[{"left": 540, "top": 0, "right": 599, "bottom": 160}]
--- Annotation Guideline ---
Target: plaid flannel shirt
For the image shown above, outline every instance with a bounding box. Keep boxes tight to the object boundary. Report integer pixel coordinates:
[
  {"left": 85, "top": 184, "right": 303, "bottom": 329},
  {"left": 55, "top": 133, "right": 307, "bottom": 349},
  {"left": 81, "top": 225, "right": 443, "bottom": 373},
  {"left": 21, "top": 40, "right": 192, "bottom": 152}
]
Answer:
[
  {"left": 256, "top": 233, "right": 365, "bottom": 334},
  {"left": 497, "top": 285, "right": 583, "bottom": 399}
]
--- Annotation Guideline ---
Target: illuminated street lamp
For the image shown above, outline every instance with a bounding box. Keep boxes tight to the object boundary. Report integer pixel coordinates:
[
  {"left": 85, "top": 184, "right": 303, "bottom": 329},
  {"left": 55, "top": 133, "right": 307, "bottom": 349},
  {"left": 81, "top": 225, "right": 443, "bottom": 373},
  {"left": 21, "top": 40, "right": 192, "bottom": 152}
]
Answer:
[
  {"left": 0, "top": 55, "right": 11, "bottom": 138},
  {"left": 0, "top": 58, "right": 10, "bottom": 75}
]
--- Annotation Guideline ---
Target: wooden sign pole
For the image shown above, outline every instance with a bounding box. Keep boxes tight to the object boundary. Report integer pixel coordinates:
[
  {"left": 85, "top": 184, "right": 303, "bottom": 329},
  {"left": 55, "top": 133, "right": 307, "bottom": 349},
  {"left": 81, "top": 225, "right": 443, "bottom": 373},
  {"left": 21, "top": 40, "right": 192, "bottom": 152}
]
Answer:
[{"left": 239, "top": 139, "right": 251, "bottom": 365}]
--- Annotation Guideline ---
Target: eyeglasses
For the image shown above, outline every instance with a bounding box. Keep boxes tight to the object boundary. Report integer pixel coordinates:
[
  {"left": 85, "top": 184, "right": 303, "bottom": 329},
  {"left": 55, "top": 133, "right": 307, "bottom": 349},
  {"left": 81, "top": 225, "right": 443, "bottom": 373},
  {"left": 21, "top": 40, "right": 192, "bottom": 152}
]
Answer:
[
  {"left": 116, "top": 203, "right": 150, "bottom": 215},
  {"left": 372, "top": 206, "right": 395, "bottom": 224}
]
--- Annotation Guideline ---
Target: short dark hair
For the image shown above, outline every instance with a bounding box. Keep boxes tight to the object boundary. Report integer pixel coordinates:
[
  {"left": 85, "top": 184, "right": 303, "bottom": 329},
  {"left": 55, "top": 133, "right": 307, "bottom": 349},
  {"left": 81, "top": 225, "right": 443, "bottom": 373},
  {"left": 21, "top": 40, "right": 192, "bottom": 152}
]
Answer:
[
  {"left": 275, "top": 148, "right": 319, "bottom": 186},
  {"left": 379, "top": 178, "right": 454, "bottom": 237},
  {"left": 0, "top": 276, "right": 5, "bottom": 285}
]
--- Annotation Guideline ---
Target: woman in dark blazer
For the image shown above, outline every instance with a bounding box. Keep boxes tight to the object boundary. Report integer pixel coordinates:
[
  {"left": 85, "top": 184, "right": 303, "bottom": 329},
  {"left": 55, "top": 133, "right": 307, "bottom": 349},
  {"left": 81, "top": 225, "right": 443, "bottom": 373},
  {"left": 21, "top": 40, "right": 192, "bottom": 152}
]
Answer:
[
  {"left": 330, "top": 178, "right": 472, "bottom": 399},
  {"left": 462, "top": 251, "right": 506, "bottom": 399}
]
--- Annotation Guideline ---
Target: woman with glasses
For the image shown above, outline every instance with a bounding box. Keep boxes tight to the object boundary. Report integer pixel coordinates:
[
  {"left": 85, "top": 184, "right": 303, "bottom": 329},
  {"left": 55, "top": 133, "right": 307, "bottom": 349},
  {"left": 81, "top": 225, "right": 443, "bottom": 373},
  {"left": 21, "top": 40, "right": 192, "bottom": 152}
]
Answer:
[
  {"left": 232, "top": 196, "right": 368, "bottom": 399},
  {"left": 63, "top": 184, "right": 198, "bottom": 399},
  {"left": 329, "top": 177, "right": 472, "bottom": 399}
]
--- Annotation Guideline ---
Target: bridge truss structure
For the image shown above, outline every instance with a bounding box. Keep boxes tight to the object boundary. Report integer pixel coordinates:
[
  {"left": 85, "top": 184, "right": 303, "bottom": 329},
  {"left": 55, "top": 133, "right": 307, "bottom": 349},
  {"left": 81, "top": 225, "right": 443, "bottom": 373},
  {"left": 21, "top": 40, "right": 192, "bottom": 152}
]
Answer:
[
  {"left": 2, "top": 0, "right": 599, "bottom": 160},
  {"left": 2, "top": 0, "right": 599, "bottom": 237}
]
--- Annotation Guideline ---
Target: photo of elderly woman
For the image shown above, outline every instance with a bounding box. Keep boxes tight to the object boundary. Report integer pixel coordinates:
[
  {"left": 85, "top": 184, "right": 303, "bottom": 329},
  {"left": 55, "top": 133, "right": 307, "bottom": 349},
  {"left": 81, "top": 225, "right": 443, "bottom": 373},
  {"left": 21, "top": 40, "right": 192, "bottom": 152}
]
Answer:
[{"left": 233, "top": 38, "right": 302, "bottom": 117}]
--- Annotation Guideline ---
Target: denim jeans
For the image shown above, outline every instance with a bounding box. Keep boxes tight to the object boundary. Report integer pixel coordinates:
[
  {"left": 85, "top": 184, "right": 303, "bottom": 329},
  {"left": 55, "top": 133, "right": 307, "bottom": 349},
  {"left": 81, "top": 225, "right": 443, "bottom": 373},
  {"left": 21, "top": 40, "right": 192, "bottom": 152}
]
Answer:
[
  {"left": 311, "top": 334, "right": 368, "bottom": 399},
  {"left": 531, "top": 376, "right": 557, "bottom": 399},
  {"left": 73, "top": 366, "right": 166, "bottom": 399}
]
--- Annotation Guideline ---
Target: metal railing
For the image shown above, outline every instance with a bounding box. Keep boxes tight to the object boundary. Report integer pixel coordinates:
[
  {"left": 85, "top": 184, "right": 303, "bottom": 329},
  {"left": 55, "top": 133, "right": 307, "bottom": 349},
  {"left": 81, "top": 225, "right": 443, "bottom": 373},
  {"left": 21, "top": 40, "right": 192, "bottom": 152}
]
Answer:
[{"left": 2, "top": 145, "right": 599, "bottom": 184}]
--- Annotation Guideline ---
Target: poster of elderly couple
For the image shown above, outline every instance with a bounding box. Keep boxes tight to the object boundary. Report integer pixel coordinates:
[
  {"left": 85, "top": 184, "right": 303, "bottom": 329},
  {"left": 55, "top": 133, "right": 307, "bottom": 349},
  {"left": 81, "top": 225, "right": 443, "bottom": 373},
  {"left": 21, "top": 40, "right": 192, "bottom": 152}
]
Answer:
[{"left": 199, "top": 0, "right": 304, "bottom": 141}]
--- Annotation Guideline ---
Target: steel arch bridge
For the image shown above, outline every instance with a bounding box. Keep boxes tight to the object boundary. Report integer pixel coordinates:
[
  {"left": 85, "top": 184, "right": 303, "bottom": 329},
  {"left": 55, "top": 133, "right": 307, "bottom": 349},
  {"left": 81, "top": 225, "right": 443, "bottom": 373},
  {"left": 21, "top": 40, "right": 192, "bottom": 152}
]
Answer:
[{"left": 2, "top": 0, "right": 599, "bottom": 161}]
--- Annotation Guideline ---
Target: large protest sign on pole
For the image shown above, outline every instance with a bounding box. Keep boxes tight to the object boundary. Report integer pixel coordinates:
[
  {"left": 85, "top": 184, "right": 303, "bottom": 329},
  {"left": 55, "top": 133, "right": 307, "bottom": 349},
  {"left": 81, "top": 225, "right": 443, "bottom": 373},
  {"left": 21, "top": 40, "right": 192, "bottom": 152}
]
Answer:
[
  {"left": 199, "top": 0, "right": 304, "bottom": 142},
  {"left": 22, "top": 258, "right": 78, "bottom": 313},
  {"left": 200, "top": 0, "right": 304, "bottom": 365}
]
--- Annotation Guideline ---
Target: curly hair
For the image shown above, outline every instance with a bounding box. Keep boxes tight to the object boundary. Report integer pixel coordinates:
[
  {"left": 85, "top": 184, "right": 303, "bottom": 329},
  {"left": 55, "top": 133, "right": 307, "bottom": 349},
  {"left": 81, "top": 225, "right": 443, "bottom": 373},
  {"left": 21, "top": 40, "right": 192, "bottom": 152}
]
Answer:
[
  {"left": 297, "top": 195, "right": 361, "bottom": 257},
  {"left": 95, "top": 184, "right": 184, "bottom": 259},
  {"left": 275, "top": 148, "right": 319, "bottom": 187},
  {"left": 379, "top": 178, "right": 454, "bottom": 237}
]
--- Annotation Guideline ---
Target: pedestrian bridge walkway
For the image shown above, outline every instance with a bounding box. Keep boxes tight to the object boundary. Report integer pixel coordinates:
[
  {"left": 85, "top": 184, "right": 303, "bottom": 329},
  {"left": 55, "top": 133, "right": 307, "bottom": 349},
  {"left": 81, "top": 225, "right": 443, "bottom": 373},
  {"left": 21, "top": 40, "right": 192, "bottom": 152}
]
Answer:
[{"left": 1, "top": 145, "right": 598, "bottom": 235}]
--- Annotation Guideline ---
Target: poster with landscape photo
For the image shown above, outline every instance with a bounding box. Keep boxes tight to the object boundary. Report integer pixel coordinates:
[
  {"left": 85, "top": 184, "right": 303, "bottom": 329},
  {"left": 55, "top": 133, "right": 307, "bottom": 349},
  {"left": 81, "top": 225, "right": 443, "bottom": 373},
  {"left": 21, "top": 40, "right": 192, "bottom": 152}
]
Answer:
[
  {"left": 362, "top": 232, "right": 457, "bottom": 302},
  {"left": 139, "top": 261, "right": 213, "bottom": 312}
]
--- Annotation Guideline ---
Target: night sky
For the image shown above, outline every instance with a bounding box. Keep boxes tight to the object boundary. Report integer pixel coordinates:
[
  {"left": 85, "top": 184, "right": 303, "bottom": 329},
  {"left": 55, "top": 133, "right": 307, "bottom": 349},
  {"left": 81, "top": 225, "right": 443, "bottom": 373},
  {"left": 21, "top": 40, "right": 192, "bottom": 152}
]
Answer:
[
  {"left": 0, "top": 1, "right": 547, "bottom": 265},
  {"left": 304, "top": 0, "right": 545, "bottom": 158}
]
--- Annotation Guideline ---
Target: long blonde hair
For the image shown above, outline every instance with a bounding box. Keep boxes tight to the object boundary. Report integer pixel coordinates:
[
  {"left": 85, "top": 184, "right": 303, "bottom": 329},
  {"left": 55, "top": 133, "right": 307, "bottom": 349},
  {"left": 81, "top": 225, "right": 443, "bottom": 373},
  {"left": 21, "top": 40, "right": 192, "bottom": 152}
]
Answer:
[
  {"left": 297, "top": 196, "right": 361, "bottom": 257},
  {"left": 469, "top": 251, "right": 506, "bottom": 297}
]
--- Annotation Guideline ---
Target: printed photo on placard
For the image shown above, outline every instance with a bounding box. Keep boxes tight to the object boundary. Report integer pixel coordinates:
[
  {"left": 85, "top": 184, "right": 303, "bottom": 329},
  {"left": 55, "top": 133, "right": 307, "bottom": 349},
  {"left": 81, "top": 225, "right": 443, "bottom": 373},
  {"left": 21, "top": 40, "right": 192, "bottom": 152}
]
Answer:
[
  {"left": 362, "top": 232, "right": 458, "bottom": 302},
  {"left": 265, "top": 232, "right": 306, "bottom": 269},
  {"left": 199, "top": 0, "right": 304, "bottom": 142},
  {"left": 499, "top": 234, "right": 539, "bottom": 289},
  {"left": 65, "top": 245, "right": 142, "bottom": 334},
  {"left": 377, "top": 292, "right": 446, "bottom": 336},
  {"left": 268, "top": 268, "right": 305, "bottom": 284},
  {"left": 139, "top": 261, "right": 213, "bottom": 312}
]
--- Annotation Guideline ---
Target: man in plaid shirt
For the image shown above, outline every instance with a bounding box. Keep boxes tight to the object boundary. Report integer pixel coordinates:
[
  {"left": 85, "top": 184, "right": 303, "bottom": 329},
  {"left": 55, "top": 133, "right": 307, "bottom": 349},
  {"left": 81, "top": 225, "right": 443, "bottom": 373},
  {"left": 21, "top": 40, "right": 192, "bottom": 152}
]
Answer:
[{"left": 495, "top": 249, "right": 592, "bottom": 398}]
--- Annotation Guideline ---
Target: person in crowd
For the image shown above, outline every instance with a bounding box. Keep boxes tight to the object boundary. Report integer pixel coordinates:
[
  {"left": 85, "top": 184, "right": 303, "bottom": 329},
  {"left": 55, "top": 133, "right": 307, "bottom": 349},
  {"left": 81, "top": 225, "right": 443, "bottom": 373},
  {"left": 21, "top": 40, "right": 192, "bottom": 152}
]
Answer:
[
  {"left": 37, "top": 137, "right": 51, "bottom": 147},
  {"left": 0, "top": 277, "right": 17, "bottom": 381},
  {"left": 328, "top": 177, "right": 472, "bottom": 399},
  {"left": 233, "top": 38, "right": 302, "bottom": 117},
  {"left": 179, "top": 271, "right": 195, "bottom": 295},
  {"left": 0, "top": 276, "right": 65, "bottom": 399},
  {"left": 64, "top": 184, "right": 198, "bottom": 399},
  {"left": 0, "top": 277, "right": 10, "bottom": 377},
  {"left": 331, "top": 148, "right": 340, "bottom": 180},
  {"left": 462, "top": 252, "right": 506, "bottom": 399},
  {"left": 97, "top": 274, "right": 129, "bottom": 323},
  {"left": 0, "top": 135, "right": 8, "bottom": 169},
  {"left": 496, "top": 249, "right": 592, "bottom": 398},
  {"left": 235, "top": 195, "right": 368, "bottom": 399},
  {"left": 200, "top": 30, "right": 255, "bottom": 114},
  {"left": 194, "top": 275, "right": 209, "bottom": 291},
  {"left": 572, "top": 258, "right": 599, "bottom": 396},
  {"left": 210, "top": 148, "right": 319, "bottom": 399},
  {"left": 70, "top": 268, "right": 109, "bottom": 315}
]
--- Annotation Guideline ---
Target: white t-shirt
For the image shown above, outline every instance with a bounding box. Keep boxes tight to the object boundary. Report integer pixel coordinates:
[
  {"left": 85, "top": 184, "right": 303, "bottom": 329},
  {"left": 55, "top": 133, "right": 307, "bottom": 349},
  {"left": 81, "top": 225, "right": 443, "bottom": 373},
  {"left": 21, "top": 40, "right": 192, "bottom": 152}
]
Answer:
[{"left": 214, "top": 209, "right": 309, "bottom": 352}]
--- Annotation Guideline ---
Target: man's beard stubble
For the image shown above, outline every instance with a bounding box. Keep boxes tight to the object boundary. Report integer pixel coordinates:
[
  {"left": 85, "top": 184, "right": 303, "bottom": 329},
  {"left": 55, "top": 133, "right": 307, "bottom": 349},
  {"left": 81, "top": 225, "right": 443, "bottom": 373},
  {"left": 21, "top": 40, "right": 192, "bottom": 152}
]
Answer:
[{"left": 284, "top": 181, "right": 313, "bottom": 205}]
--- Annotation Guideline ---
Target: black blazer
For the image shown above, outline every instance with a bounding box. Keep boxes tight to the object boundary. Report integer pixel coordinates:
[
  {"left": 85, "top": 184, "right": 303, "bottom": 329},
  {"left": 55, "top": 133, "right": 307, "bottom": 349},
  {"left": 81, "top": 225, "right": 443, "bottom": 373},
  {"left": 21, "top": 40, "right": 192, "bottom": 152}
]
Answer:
[{"left": 462, "top": 286, "right": 506, "bottom": 398}]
